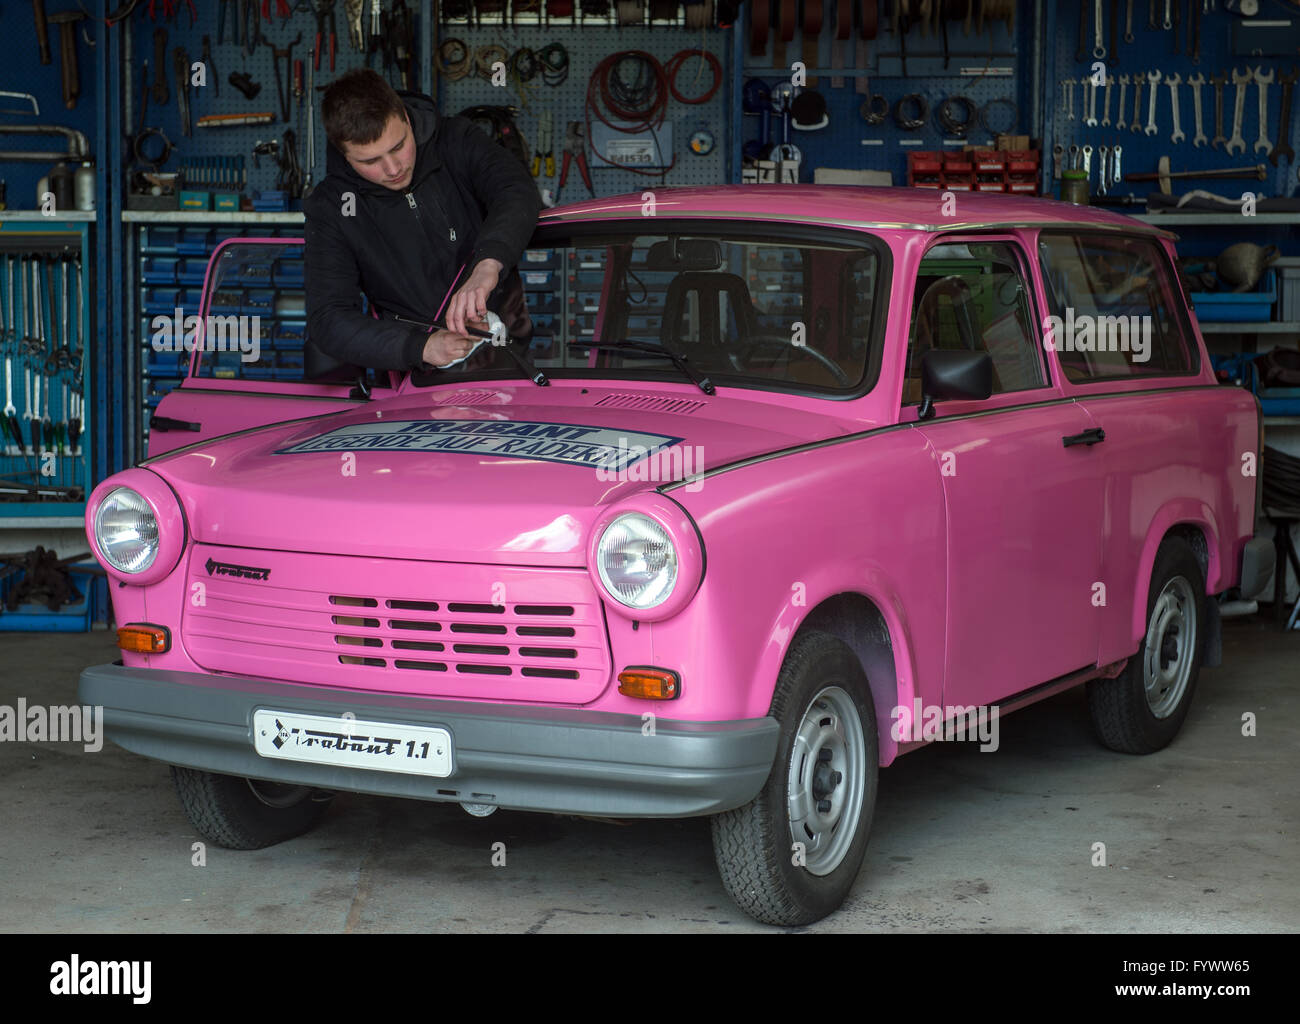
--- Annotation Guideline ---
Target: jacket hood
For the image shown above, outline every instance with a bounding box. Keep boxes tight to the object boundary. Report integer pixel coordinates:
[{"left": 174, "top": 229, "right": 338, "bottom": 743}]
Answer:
[{"left": 323, "top": 91, "right": 442, "bottom": 194}]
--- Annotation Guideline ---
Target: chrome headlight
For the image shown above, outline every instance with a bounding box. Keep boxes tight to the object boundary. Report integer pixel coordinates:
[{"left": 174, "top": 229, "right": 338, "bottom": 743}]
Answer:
[
  {"left": 595, "top": 512, "right": 679, "bottom": 610},
  {"left": 94, "top": 487, "right": 160, "bottom": 574}
]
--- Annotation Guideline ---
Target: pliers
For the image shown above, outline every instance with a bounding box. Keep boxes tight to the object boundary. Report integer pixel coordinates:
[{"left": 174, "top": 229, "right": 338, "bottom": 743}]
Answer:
[
  {"left": 558, "top": 121, "right": 593, "bottom": 199},
  {"left": 263, "top": 0, "right": 292, "bottom": 19},
  {"left": 314, "top": 0, "right": 338, "bottom": 71}
]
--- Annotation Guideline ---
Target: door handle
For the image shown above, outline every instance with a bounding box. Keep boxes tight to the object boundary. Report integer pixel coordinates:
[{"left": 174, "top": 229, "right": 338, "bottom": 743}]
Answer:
[
  {"left": 150, "top": 415, "right": 202, "bottom": 432},
  {"left": 1062, "top": 427, "right": 1106, "bottom": 447}
]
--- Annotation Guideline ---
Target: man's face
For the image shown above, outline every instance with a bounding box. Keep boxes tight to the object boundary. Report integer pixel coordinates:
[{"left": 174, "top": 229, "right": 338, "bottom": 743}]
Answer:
[{"left": 341, "top": 112, "right": 415, "bottom": 190}]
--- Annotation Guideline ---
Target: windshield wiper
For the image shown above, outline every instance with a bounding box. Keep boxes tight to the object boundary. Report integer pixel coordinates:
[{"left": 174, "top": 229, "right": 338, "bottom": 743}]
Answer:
[{"left": 567, "top": 339, "right": 716, "bottom": 395}]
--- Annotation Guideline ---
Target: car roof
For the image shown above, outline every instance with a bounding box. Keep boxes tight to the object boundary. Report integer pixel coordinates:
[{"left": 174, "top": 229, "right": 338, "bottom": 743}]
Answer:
[{"left": 538, "top": 185, "right": 1175, "bottom": 239}]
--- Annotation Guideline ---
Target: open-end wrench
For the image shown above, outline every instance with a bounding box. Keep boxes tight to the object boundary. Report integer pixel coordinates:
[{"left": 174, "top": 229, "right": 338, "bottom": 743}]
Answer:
[
  {"left": 1093, "top": 0, "right": 1106, "bottom": 60},
  {"left": 1118, "top": 74, "right": 1130, "bottom": 130},
  {"left": 1132, "top": 76, "right": 1146, "bottom": 133},
  {"left": 1112, "top": 143, "right": 1123, "bottom": 186},
  {"left": 1188, "top": 73, "right": 1207, "bottom": 147},
  {"left": 1109, "top": 0, "right": 1119, "bottom": 66},
  {"left": 1271, "top": 68, "right": 1297, "bottom": 166},
  {"left": 1226, "top": 68, "right": 1251, "bottom": 156},
  {"left": 1189, "top": 0, "right": 1201, "bottom": 64},
  {"left": 1167, "top": 72, "right": 1184, "bottom": 144},
  {"left": 1211, "top": 73, "right": 1227, "bottom": 149},
  {"left": 1098, "top": 145, "right": 1111, "bottom": 194},
  {"left": 1084, "top": 74, "right": 1098, "bottom": 127},
  {"left": 1254, "top": 67, "right": 1274, "bottom": 155},
  {"left": 1102, "top": 76, "right": 1114, "bottom": 126},
  {"left": 1063, "top": 79, "right": 1076, "bottom": 121},
  {"left": 1145, "top": 70, "right": 1162, "bottom": 136}
]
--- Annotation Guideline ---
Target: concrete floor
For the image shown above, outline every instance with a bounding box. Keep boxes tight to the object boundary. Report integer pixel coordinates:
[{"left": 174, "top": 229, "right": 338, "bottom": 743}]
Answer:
[{"left": 1, "top": 619, "right": 1295, "bottom": 933}]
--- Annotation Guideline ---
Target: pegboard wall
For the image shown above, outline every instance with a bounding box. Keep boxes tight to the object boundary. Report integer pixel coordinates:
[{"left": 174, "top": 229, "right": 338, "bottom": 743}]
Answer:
[
  {"left": 432, "top": 23, "right": 730, "bottom": 197},
  {"left": 738, "top": 3, "right": 1035, "bottom": 186},
  {"left": 1043, "top": 0, "right": 1300, "bottom": 212},
  {"left": 124, "top": 6, "right": 730, "bottom": 200}
]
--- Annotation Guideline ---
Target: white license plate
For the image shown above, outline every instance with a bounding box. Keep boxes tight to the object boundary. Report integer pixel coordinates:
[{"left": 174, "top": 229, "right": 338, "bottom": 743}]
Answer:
[{"left": 252, "top": 710, "right": 453, "bottom": 777}]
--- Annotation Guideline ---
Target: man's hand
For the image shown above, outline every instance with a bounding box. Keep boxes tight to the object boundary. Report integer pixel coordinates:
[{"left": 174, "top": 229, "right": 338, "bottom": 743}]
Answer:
[
  {"left": 443, "top": 259, "right": 504, "bottom": 337},
  {"left": 423, "top": 327, "right": 484, "bottom": 368}
]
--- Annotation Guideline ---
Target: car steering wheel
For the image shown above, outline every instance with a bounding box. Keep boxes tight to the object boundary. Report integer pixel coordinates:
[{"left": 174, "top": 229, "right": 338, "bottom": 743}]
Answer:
[{"left": 735, "top": 334, "right": 853, "bottom": 386}]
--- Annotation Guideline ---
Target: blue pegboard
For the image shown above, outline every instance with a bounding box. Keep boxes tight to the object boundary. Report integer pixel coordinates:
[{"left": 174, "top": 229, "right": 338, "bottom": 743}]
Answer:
[
  {"left": 1042, "top": 2, "right": 1300, "bottom": 204},
  {"left": 737, "top": 4, "right": 1035, "bottom": 186}
]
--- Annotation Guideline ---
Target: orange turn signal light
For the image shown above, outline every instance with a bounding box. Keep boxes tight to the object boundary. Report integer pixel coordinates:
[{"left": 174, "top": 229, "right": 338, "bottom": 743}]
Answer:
[
  {"left": 117, "top": 624, "right": 171, "bottom": 654},
  {"left": 617, "top": 667, "right": 680, "bottom": 701}
]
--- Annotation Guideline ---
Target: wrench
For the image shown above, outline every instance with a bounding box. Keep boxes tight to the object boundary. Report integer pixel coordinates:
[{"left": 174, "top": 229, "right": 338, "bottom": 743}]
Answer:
[
  {"left": 1112, "top": 143, "right": 1123, "bottom": 186},
  {"left": 1226, "top": 67, "right": 1251, "bottom": 156},
  {"left": 1125, "top": 0, "right": 1135, "bottom": 42},
  {"left": 1166, "top": 72, "right": 1184, "bottom": 144},
  {"left": 1145, "top": 70, "right": 1161, "bottom": 136},
  {"left": 1084, "top": 74, "right": 1098, "bottom": 127},
  {"left": 1098, "top": 145, "right": 1110, "bottom": 194},
  {"left": 1271, "top": 68, "right": 1297, "bottom": 166},
  {"left": 151, "top": 27, "right": 169, "bottom": 105},
  {"left": 1053, "top": 142, "right": 1064, "bottom": 179},
  {"left": 1163, "top": 0, "right": 1172, "bottom": 30},
  {"left": 1211, "top": 72, "right": 1227, "bottom": 149},
  {"left": 1189, "top": 0, "right": 1201, "bottom": 64},
  {"left": 1254, "top": 66, "right": 1274, "bottom": 155},
  {"left": 1069, "top": 143, "right": 1080, "bottom": 171},
  {"left": 1102, "top": 76, "right": 1114, "bottom": 126},
  {"left": 1093, "top": 0, "right": 1106, "bottom": 60},
  {"left": 1132, "top": 76, "right": 1145, "bottom": 133},
  {"left": 1148, "top": 0, "right": 1158, "bottom": 30},
  {"left": 1082, "top": 144, "right": 1094, "bottom": 181},
  {"left": 1118, "top": 74, "right": 1130, "bottom": 130},
  {"left": 1188, "top": 72, "right": 1207, "bottom": 147},
  {"left": 1062, "top": 79, "right": 1076, "bottom": 121}
]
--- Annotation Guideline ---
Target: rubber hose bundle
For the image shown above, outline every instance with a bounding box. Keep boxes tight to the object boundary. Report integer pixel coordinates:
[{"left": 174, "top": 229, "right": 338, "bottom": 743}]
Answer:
[
  {"left": 664, "top": 49, "right": 722, "bottom": 104},
  {"left": 587, "top": 51, "right": 675, "bottom": 176},
  {"left": 437, "top": 38, "right": 471, "bottom": 81}
]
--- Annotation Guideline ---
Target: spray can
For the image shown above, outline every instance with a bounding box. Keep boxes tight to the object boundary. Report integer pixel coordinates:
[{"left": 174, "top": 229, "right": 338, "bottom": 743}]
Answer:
[{"left": 74, "top": 161, "right": 96, "bottom": 211}]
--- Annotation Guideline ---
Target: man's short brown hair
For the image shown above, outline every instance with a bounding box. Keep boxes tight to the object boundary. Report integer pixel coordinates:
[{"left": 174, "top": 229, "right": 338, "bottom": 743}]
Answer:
[{"left": 321, "top": 68, "right": 407, "bottom": 151}]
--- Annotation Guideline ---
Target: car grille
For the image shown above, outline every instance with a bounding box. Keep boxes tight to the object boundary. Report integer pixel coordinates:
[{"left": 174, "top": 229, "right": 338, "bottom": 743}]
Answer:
[{"left": 183, "top": 546, "right": 611, "bottom": 703}]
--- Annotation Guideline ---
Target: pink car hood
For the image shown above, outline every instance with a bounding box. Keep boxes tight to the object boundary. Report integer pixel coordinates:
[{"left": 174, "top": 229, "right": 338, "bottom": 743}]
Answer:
[{"left": 146, "top": 386, "right": 864, "bottom": 565}]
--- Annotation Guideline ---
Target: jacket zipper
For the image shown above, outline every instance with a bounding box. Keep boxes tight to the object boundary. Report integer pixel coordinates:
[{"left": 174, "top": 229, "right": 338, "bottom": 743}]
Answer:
[{"left": 405, "top": 191, "right": 456, "bottom": 242}]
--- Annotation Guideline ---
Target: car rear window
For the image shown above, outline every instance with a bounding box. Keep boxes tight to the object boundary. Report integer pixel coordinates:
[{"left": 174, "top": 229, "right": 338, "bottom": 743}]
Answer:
[{"left": 1037, "top": 233, "right": 1199, "bottom": 381}]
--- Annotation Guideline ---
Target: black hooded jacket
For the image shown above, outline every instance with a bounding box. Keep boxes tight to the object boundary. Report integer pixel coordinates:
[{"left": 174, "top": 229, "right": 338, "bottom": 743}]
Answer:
[{"left": 303, "top": 93, "right": 543, "bottom": 371}]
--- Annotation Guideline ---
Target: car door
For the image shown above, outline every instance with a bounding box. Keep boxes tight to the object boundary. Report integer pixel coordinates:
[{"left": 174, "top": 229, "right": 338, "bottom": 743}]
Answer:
[
  {"left": 902, "top": 235, "right": 1106, "bottom": 709},
  {"left": 146, "top": 237, "right": 397, "bottom": 458}
]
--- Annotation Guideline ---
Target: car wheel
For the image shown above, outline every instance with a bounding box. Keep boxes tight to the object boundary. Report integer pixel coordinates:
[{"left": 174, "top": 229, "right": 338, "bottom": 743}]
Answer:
[
  {"left": 1088, "top": 536, "right": 1206, "bottom": 754},
  {"left": 170, "top": 766, "right": 334, "bottom": 850},
  {"left": 711, "top": 630, "right": 878, "bottom": 926}
]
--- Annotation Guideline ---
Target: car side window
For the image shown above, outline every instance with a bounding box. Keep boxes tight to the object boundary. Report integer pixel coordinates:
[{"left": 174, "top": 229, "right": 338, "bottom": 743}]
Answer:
[
  {"left": 1037, "top": 232, "right": 1198, "bottom": 381},
  {"left": 902, "top": 240, "right": 1045, "bottom": 404}
]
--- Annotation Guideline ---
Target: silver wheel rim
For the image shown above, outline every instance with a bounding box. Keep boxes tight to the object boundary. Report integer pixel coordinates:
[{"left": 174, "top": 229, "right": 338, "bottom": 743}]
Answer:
[
  {"left": 1143, "top": 575, "right": 1197, "bottom": 719},
  {"left": 786, "top": 685, "right": 867, "bottom": 877},
  {"left": 246, "top": 779, "right": 311, "bottom": 809}
]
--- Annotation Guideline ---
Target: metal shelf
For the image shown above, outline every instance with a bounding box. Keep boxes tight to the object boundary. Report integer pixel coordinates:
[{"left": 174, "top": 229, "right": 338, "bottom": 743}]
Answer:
[
  {"left": 0, "top": 212, "right": 98, "bottom": 222},
  {"left": 121, "top": 212, "right": 306, "bottom": 223},
  {"left": 1133, "top": 214, "right": 1300, "bottom": 226},
  {"left": 1196, "top": 322, "right": 1300, "bottom": 334}
]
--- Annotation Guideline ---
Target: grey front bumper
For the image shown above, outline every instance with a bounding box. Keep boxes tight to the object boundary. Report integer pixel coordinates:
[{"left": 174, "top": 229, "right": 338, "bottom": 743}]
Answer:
[{"left": 79, "top": 663, "right": 779, "bottom": 818}]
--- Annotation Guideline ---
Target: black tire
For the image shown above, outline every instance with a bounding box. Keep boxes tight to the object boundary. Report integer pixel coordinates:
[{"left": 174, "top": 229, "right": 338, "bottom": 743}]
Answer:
[
  {"left": 170, "top": 767, "right": 334, "bottom": 850},
  {"left": 1088, "top": 536, "right": 1206, "bottom": 754},
  {"left": 711, "top": 630, "right": 878, "bottom": 926}
]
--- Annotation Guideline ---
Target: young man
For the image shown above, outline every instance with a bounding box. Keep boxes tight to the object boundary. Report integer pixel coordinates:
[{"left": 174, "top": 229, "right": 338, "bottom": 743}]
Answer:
[{"left": 304, "top": 69, "right": 542, "bottom": 372}]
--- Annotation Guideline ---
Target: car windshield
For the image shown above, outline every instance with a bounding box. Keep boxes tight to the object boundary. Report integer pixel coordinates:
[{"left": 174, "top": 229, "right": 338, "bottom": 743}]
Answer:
[{"left": 412, "top": 224, "right": 887, "bottom": 394}]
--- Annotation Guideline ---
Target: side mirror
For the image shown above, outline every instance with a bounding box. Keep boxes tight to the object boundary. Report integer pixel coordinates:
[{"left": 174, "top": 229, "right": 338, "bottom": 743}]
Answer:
[{"left": 917, "top": 349, "right": 993, "bottom": 420}]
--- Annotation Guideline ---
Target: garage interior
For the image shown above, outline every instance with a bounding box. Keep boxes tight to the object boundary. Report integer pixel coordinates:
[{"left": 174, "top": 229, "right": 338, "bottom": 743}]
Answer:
[{"left": 0, "top": 0, "right": 1296, "bottom": 934}]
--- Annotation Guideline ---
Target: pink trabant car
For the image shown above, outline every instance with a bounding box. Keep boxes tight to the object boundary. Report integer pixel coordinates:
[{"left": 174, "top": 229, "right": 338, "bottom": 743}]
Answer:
[{"left": 80, "top": 187, "right": 1272, "bottom": 926}]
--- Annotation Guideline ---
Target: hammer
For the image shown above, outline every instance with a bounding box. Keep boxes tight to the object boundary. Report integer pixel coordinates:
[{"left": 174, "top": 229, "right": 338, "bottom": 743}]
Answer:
[
  {"left": 48, "top": 11, "right": 85, "bottom": 109},
  {"left": 1124, "top": 156, "right": 1268, "bottom": 195}
]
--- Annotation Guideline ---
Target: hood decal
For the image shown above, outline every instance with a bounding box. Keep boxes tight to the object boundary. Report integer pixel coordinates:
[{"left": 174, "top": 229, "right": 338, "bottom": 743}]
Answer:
[{"left": 273, "top": 419, "right": 684, "bottom": 471}]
